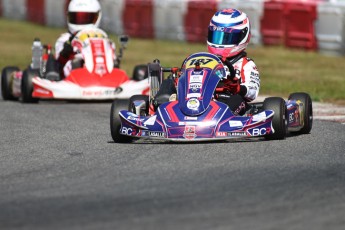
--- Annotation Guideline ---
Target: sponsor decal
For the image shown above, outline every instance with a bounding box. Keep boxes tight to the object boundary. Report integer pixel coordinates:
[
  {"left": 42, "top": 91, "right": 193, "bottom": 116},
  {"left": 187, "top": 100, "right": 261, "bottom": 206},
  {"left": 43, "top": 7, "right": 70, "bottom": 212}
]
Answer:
[
  {"left": 187, "top": 93, "right": 201, "bottom": 98},
  {"left": 192, "top": 70, "right": 203, "bottom": 75},
  {"left": 190, "top": 75, "right": 203, "bottom": 83},
  {"left": 35, "top": 88, "right": 51, "bottom": 95},
  {"left": 127, "top": 116, "right": 144, "bottom": 122},
  {"left": 250, "top": 128, "right": 271, "bottom": 136},
  {"left": 148, "top": 131, "right": 165, "bottom": 138},
  {"left": 216, "top": 132, "right": 227, "bottom": 137},
  {"left": 82, "top": 88, "right": 122, "bottom": 97},
  {"left": 250, "top": 71, "right": 259, "bottom": 77},
  {"left": 185, "top": 56, "right": 219, "bottom": 69},
  {"left": 183, "top": 126, "right": 197, "bottom": 140},
  {"left": 235, "top": 69, "right": 241, "bottom": 77},
  {"left": 189, "top": 83, "right": 202, "bottom": 92},
  {"left": 227, "top": 132, "right": 247, "bottom": 137},
  {"left": 215, "top": 70, "right": 224, "bottom": 79},
  {"left": 189, "top": 58, "right": 213, "bottom": 66},
  {"left": 229, "top": 120, "right": 243, "bottom": 127},
  {"left": 184, "top": 116, "right": 198, "bottom": 120},
  {"left": 143, "top": 115, "right": 157, "bottom": 126},
  {"left": 96, "top": 57, "right": 105, "bottom": 63},
  {"left": 252, "top": 112, "right": 267, "bottom": 122},
  {"left": 288, "top": 112, "right": 295, "bottom": 123},
  {"left": 121, "top": 127, "right": 134, "bottom": 135},
  {"left": 187, "top": 98, "right": 200, "bottom": 110},
  {"left": 287, "top": 104, "right": 294, "bottom": 109},
  {"left": 234, "top": 101, "right": 246, "bottom": 115}
]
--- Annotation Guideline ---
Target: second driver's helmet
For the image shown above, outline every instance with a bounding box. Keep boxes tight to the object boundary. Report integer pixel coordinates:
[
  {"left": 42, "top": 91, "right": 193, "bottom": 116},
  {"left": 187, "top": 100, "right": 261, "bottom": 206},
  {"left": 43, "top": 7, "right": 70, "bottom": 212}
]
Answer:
[
  {"left": 207, "top": 8, "right": 251, "bottom": 59},
  {"left": 67, "top": 0, "right": 102, "bottom": 34}
]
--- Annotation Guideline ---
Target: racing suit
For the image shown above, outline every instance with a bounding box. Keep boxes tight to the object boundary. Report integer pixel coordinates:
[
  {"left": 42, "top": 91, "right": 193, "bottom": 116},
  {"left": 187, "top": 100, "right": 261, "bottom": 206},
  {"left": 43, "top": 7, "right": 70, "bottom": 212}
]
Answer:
[
  {"left": 216, "top": 51, "right": 260, "bottom": 115},
  {"left": 54, "top": 31, "right": 118, "bottom": 78},
  {"left": 55, "top": 32, "right": 76, "bottom": 78}
]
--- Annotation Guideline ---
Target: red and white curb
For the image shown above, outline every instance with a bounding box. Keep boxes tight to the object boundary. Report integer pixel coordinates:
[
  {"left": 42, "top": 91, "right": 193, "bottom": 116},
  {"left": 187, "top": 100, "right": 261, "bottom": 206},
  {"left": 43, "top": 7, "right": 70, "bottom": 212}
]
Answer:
[{"left": 313, "top": 102, "right": 345, "bottom": 125}]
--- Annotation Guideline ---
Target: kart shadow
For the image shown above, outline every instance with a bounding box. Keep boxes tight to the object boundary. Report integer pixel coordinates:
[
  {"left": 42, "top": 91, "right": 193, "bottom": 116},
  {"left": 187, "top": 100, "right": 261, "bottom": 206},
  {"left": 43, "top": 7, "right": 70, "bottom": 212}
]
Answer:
[
  {"left": 39, "top": 99, "right": 114, "bottom": 104},
  {"left": 107, "top": 137, "right": 265, "bottom": 145},
  {"left": 107, "top": 132, "right": 304, "bottom": 145}
]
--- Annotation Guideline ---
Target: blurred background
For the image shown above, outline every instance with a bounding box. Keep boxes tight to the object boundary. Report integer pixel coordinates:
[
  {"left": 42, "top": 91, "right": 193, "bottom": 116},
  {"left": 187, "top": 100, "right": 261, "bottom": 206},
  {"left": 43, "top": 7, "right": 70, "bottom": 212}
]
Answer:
[
  {"left": 1, "top": 0, "right": 344, "bottom": 55},
  {"left": 0, "top": 0, "right": 344, "bottom": 103}
]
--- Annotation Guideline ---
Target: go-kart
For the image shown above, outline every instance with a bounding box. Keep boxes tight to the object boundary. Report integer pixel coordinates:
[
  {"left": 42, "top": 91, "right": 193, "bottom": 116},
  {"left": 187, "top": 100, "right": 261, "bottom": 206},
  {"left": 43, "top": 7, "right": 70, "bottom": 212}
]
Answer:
[
  {"left": 1, "top": 28, "right": 149, "bottom": 103},
  {"left": 110, "top": 52, "right": 313, "bottom": 142}
]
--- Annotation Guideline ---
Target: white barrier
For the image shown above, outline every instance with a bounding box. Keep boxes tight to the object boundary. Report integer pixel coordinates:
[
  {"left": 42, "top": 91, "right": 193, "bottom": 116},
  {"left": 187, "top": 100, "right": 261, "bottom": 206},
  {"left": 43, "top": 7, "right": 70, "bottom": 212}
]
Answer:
[
  {"left": 100, "top": 0, "right": 125, "bottom": 36},
  {"left": 45, "top": 0, "right": 66, "bottom": 27},
  {"left": 2, "top": 0, "right": 26, "bottom": 20},
  {"left": 316, "top": 1, "right": 345, "bottom": 56},
  {"left": 153, "top": 0, "right": 188, "bottom": 41},
  {"left": 217, "top": 0, "right": 264, "bottom": 46}
]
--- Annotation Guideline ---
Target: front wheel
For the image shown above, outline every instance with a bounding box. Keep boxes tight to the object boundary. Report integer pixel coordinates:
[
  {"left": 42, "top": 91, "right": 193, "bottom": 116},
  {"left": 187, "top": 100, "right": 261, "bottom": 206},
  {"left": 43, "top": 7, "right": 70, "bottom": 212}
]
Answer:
[
  {"left": 21, "top": 68, "right": 39, "bottom": 103},
  {"left": 288, "top": 92, "right": 313, "bottom": 134},
  {"left": 1, "top": 66, "right": 20, "bottom": 101},
  {"left": 110, "top": 99, "right": 132, "bottom": 143},
  {"left": 263, "top": 97, "right": 287, "bottom": 140}
]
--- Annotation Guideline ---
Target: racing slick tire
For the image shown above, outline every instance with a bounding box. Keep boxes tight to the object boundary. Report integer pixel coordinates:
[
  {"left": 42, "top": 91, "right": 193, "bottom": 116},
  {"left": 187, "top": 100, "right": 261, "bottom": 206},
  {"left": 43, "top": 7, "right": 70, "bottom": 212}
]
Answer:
[
  {"left": 263, "top": 97, "right": 287, "bottom": 140},
  {"left": 110, "top": 99, "right": 132, "bottom": 143},
  {"left": 1, "top": 66, "right": 20, "bottom": 101},
  {"left": 288, "top": 92, "right": 313, "bottom": 134},
  {"left": 21, "top": 68, "right": 39, "bottom": 103},
  {"left": 132, "top": 64, "right": 148, "bottom": 81},
  {"left": 129, "top": 95, "right": 149, "bottom": 116}
]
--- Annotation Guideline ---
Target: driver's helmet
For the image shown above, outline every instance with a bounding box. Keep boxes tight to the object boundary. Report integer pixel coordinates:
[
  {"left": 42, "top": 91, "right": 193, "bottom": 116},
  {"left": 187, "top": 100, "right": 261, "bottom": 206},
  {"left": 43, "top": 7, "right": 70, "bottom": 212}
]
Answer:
[
  {"left": 67, "top": 0, "right": 102, "bottom": 34},
  {"left": 207, "top": 8, "right": 251, "bottom": 59}
]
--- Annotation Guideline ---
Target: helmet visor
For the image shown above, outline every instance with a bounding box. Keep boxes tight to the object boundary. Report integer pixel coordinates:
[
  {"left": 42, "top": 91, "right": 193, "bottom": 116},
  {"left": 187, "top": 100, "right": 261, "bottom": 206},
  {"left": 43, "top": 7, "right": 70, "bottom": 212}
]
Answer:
[
  {"left": 68, "top": 12, "right": 99, "bottom": 25},
  {"left": 208, "top": 28, "right": 247, "bottom": 46}
]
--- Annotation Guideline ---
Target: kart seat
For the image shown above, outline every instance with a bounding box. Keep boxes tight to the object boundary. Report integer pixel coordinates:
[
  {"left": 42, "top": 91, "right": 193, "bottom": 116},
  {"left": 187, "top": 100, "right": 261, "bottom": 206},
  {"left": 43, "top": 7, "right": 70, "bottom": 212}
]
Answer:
[{"left": 45, "top": 71, "right": 60, "bottom": 81}]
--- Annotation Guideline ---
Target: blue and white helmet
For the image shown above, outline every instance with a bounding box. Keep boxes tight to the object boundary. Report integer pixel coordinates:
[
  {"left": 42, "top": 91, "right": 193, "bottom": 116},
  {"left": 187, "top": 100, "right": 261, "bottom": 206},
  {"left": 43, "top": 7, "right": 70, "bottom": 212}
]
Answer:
[{"left": 207, "top": 9, "right": 251, "bottom": 59}]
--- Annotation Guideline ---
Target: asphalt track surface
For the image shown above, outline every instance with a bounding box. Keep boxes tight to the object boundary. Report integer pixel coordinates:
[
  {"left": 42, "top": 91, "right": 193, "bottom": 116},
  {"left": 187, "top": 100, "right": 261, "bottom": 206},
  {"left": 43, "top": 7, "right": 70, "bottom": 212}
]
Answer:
[{"left": 1, "top": 99, "right": 344, "bottom": 230}]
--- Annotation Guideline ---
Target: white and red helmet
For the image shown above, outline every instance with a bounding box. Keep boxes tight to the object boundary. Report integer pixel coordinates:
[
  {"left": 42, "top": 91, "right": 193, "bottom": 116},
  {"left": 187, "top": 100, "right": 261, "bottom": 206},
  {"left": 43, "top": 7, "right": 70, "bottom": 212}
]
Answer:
[
  {"left": 207, "top": 8, "right": 251, "bottom": 59},
  {"left": 67, "top": 0, "right": 102, "bottom": 34}
]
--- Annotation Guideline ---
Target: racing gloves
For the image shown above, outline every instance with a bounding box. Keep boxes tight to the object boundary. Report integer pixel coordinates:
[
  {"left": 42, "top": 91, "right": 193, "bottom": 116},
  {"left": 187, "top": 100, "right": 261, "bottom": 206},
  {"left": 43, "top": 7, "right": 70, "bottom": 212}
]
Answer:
[
  {"left": 60, "top": 41, "right": 74, "bottom": 59},
  {"left": 224, "top": 77, "right": 241, "bottom": 94}
]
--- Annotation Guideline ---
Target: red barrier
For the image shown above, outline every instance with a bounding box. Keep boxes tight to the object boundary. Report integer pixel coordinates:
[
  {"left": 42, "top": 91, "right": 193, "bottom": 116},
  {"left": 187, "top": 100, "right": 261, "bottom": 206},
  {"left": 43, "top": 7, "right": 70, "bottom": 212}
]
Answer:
[
  {"left": 65, "top": 0, "right": 71, "bottom": 12},
  {"left": 285, "top": 1, "right": 317, "bottom": 50},
  {"left": 261, "top": 0, "right": 319, "bottom": 50},
  {"left": 0, "top": 0, "right": 3, "bottom": 17},
  {"left": 122, "top": 0, "right": 154, "bottom": 38},
  {"left": 27, "top": 0, "right": 45, "bottom": 25},
  {"left": 184, "top": 0, "right": 217, "bottom": 43},
  {"left": 64, "top": 0, "right": 71, "bottom": 25},
  {"left": 260, "top": 0, "right": 287, "bottom": 45}
]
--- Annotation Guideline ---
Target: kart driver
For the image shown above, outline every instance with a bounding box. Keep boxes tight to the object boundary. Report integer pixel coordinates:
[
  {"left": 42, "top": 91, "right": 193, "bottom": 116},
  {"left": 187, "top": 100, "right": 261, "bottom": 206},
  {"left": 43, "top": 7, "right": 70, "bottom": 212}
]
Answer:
[
  {"left": 55, "top": 0, "right": 116, "bottom": 78},
  {"left": 207, "top": 8, "right": 260, "bottom": 115},
  {"left": 155, "top": 8, "right": 260, "bottom": 116}
]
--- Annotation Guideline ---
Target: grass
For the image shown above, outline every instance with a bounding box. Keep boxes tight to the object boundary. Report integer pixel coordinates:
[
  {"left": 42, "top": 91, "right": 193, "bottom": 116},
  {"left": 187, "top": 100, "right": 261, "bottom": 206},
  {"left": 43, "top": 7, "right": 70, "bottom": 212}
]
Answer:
[{"left": 1, "top": 18, "right": 344, "bottom": 104}]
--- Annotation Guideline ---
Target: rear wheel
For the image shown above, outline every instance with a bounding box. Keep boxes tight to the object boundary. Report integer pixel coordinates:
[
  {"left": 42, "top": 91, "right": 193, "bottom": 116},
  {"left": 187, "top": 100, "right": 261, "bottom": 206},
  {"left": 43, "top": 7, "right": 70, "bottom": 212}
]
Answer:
[
  {"left": 263, "top": 97, "right": 287, "bottom": 140},
  {"left": 110, "top": 99, "right": 132, "bottom": 143},
  {"left": 21, "top": 68, "right": 39, "bottom": 103},
  {"left": 1, "top": 66, "right": 20, "bottom": 100},
  {"left": 288, "top": 92, "right": 313, "bottom": 134}
]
